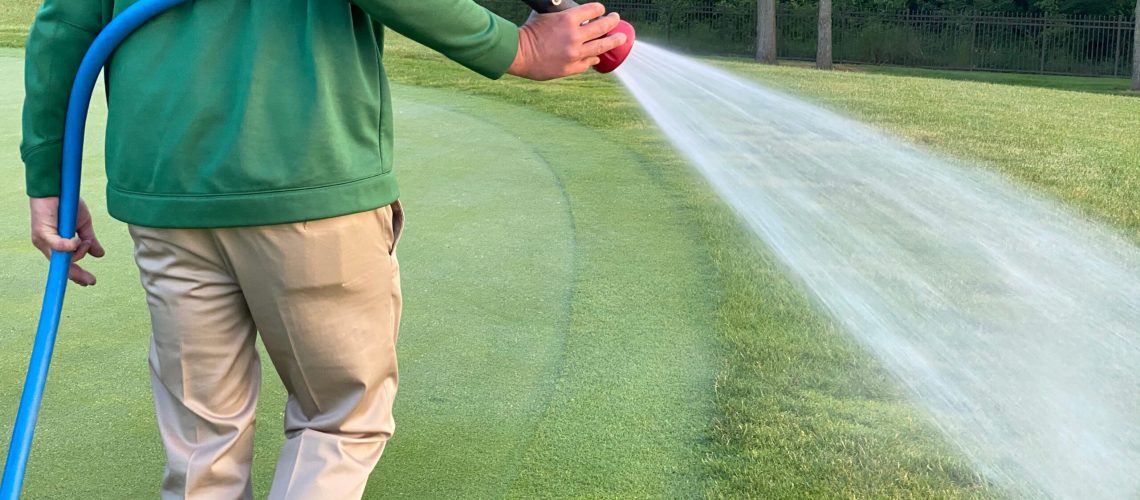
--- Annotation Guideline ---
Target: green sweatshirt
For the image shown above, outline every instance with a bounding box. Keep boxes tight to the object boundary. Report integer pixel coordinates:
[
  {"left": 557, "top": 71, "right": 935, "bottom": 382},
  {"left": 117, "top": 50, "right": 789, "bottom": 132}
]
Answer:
[{"left": 22, "top": 0, "right": 519, "bottom": 228}]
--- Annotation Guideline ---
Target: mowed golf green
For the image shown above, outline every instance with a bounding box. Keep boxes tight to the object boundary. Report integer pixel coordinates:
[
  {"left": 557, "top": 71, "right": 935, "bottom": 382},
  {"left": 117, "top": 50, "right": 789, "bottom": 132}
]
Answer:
[
  {"left": 2, "top": 13, "right": 1140, "bottom": 498},
  {"left": 0, "top": 48, "right": 716, "bottom": 498}
]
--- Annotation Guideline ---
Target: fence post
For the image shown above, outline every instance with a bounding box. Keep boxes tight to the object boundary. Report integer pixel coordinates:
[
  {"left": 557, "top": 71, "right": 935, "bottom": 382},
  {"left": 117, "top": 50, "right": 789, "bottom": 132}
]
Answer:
[
  {"left": 1039, "top": 15, "right": 1048, "bottom": 74},
  {"left": 1114, "top": 17, "right": 1124, "bottom": 77},
  {"left": 1132, "top": 4, "right": 1140, "bottom": 90},
  {"left": 970, "top": 14, "right": 978, "bottom": 70}
]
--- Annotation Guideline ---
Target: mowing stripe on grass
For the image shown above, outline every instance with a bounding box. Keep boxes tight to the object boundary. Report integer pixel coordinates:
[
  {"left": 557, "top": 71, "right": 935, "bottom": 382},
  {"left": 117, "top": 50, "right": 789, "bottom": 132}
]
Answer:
[
  {"left": 379, "top": 38, "right": 1002, "bottom": 498},
  {"left": 1, "top": 50, "right": 718, "bottom": 497},
  {"left": 368, "top": 85, "right": 717, "bottom": 498},
  {"left": 363, "top": 88, "right": 577, "bottom": 498}
]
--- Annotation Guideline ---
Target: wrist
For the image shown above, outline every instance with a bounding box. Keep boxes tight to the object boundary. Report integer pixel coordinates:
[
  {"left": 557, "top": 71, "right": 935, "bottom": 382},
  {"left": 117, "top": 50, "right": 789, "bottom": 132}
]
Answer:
[{"left": 508, "top": 25, "right": 536, "bottom": 77}]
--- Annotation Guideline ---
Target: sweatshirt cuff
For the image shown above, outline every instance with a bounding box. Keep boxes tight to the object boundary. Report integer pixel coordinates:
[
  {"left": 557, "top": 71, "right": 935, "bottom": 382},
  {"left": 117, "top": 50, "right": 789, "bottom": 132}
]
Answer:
[
  {"left": 23, "top": 142, "right": 63, "bottom": 198},
  {"left": 466, "top": 12, "right": 520, "bottom": 80}
]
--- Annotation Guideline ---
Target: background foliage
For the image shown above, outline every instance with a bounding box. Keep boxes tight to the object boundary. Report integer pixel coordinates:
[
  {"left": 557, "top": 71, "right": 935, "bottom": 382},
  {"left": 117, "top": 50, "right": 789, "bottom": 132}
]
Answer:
[{"left": 638, "top": 0, "right": 1135, "bottom": 15}]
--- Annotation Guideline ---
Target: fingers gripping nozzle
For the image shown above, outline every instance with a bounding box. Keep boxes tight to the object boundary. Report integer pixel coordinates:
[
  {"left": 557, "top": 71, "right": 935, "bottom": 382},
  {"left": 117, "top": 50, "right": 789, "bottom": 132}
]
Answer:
[{"left": 519, "top": 0, "right": 636, "bottom": 73}]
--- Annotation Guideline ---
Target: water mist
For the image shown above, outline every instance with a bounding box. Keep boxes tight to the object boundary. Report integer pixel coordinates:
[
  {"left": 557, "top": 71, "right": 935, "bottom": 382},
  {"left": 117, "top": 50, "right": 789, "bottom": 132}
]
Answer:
[{"left": 616, "top": 42, "right": 1140, "bottom": 498}]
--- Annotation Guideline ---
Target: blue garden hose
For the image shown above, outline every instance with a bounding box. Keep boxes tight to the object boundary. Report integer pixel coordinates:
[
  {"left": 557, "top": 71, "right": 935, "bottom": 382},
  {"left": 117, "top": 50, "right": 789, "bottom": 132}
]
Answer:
[{"left": 0, "top": 1, "right": 191, "bottom": 497}]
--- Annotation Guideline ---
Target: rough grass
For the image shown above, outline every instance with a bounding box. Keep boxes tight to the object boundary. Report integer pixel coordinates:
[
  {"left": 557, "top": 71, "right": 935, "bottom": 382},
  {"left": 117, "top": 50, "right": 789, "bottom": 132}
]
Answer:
[
  {"left": 761, "top": 59, "right": 1136, "bottom": 94},
  {"left": 0, "top": 0, "right": 34, "bottom": 48},
  {"left": 706, "top": 58, "right": 1140, "bottom": 244},
  {"left": 851, "top": 65, "right": 1136, "bottom": 94}
]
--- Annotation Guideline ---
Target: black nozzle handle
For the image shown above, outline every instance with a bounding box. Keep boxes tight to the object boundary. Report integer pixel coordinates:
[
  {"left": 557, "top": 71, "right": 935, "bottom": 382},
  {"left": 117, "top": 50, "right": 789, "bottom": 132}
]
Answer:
[{"left": 521, "top": 0, "right": 580, "bottom": 14}]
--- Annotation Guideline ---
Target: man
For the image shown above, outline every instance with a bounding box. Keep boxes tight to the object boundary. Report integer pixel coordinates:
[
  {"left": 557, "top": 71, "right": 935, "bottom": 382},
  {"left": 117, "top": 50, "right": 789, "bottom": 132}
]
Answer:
[{"left": 22, "top": 1, "right": 626, "bottom": 498}]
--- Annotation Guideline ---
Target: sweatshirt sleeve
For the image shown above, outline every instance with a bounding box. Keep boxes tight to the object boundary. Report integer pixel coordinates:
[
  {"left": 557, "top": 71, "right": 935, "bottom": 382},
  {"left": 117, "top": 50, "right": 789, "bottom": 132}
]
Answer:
[
  {"left": 351, "top": 0, "right": 520, "bottom": 80},
  {"left": 21, "top": 1, "right": 113, "bottom": 198}
]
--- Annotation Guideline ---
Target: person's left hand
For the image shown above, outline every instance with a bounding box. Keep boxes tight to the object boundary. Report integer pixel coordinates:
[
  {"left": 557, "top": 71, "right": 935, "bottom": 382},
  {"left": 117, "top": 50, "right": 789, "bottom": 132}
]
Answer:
[{"left": 29, "top": 196, "right": 105, "bottom": 286}]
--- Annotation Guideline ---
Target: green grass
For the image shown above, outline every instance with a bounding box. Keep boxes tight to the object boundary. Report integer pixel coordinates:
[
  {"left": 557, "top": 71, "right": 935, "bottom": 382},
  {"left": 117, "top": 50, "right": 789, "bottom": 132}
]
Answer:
[
  {"left": 383, "top": 36, "right": 998, "bottom": 498},
  {"left": 2, "top": 13, "right": 1139, "bottom": 499},
  {"left": 704, "top": 58, "right": 1140, "bottom": 244},
  {"left": 0, "top": 0, "right": 33, "bottom": 48},
  {"left": 852, "top": 65, "right": 1136, "bottom": 94},
  {"left": 0, "top": 47, "right": 717, "bottom": 497},
  {"left": 371, "top": 86, "right": 718, "bottom": 498},
  {"left": 763, "top": 59, "right": 1137, "bottom": 94},
  {"left": 381, "top": 33, "right": 1139, "bottom": 498}
]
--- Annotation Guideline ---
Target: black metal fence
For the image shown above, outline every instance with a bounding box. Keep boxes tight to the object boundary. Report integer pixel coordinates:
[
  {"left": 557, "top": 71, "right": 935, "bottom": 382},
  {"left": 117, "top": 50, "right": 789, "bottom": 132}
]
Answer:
[{"left": 475, "top": 0, "right": 1137, "bottom": 77}]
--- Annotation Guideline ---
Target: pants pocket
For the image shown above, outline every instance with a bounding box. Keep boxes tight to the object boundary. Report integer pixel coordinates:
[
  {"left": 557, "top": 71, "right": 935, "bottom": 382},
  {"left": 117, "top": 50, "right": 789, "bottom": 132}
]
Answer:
[{"left": 389, "top": 200, "right": 404, "bottom": 256}]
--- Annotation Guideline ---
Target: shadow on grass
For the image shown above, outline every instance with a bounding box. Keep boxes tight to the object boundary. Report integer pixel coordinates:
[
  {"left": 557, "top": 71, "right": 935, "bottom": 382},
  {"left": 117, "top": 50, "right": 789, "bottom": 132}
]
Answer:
[{"left": 804, "top": 60, "right": 1136, "bottom": 96}]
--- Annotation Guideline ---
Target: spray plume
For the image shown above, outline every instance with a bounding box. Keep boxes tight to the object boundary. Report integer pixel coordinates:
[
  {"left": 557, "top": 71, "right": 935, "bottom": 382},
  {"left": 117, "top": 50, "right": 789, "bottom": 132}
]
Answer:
[{"left": 617, "top": 42, "right": 1140, "bottom": 498}]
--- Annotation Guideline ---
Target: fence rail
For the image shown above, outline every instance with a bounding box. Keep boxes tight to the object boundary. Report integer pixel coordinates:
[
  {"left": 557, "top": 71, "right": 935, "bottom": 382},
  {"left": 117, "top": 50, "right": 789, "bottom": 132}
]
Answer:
[{"left": 475, "top": 0, "right": 1137, "bottom": 77}]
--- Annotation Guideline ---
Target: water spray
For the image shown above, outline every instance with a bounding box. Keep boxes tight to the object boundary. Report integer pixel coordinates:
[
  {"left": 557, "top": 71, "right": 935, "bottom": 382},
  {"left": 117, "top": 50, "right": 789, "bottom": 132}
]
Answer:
[
  {"left": 522, "top": 0, "right": 636, "bottom": 73},
  {"left": 617, "top": 42, "right": 1140, "bottom": 498}
]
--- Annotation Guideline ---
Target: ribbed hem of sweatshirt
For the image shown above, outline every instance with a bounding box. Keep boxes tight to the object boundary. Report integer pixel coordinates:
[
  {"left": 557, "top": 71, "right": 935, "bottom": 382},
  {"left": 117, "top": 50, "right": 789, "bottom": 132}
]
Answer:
[{"left": 107, "top": 171, "right": 400, "bottom": 229}]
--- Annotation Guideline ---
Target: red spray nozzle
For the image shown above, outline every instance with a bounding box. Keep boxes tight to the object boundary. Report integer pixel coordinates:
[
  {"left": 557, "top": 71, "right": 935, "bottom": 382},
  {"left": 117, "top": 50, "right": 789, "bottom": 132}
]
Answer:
[{"left": 594, "top": 20, "right": 635, "bottom": 74}]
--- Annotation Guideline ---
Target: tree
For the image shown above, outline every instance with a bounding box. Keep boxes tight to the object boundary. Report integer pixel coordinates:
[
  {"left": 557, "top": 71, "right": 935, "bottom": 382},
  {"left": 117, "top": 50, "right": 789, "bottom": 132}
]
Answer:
[
  {"left": 757, "top": 0, "right": 778, "bottom": 63},
  {"left": 1132, "top": 0, "right": 1139, "bottom": 90},
  {"left": 817, "top": 0, "right": 834, "bottom": 69}
]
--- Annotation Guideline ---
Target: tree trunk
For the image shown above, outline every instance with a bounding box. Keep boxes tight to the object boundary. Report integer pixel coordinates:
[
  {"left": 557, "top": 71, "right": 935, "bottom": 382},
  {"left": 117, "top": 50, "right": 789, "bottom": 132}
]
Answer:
[
  {"left": 1132, "top": 0, "right": 1139, "bottom": 91},
  {"left": 757, "top": 0, "right": 778, "bottom": 64},
  {"left": 817, "top": 0, "right": 833, "bottom": 69}
]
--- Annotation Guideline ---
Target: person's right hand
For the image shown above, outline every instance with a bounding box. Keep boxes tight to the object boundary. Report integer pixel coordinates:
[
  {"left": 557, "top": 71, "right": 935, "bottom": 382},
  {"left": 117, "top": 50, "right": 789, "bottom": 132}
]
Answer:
[
  {"left": 29, "top": 197, "right": 105, "bottom": 286},
  {"left": 507, "top": 3, "right": 628, "bottom": 81}
]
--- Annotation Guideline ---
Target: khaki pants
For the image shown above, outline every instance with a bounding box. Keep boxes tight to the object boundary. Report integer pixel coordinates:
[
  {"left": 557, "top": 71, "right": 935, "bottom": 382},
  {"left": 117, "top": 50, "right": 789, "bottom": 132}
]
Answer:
[{"left": 128, "top": 203, "right": 403, "bottom": 500}]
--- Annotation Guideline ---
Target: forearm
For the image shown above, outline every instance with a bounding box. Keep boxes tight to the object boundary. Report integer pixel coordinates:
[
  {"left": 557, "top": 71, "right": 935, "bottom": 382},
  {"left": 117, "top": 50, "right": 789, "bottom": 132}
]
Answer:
[{"left": 351, "top": 0, "right": 519, "bottom": 79}]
